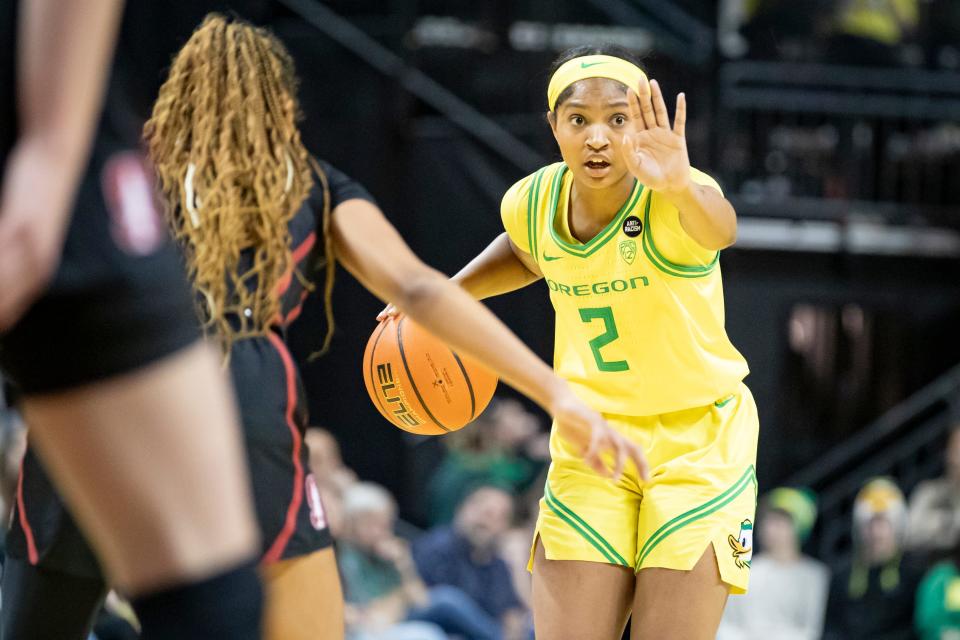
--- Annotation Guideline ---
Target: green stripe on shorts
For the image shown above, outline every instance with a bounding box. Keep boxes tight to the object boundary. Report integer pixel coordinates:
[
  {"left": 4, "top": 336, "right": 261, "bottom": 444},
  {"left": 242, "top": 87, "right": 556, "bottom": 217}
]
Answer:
[
  {"left": 544, "top": 483, "right": 629, "bottom": 567},
  {"left": 636, "top": 465, "right": 757, "bottom": 570}
]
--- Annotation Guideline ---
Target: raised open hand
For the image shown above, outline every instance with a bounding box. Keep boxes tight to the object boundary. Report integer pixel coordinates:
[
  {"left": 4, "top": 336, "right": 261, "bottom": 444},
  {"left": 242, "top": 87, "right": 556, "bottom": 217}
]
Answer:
[{"left": 622, "top": 79, "right": 691, "bottom": 194}]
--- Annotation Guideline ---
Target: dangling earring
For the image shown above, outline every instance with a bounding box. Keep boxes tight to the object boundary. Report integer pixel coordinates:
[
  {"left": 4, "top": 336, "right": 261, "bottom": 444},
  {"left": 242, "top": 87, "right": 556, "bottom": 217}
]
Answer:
[{"left": 184, "top": 163, "right": 202, "bottom": 228}]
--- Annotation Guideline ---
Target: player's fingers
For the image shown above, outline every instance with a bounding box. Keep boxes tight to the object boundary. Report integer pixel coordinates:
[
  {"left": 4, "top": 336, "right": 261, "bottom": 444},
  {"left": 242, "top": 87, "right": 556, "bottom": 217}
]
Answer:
[
  {"left": 622, "top": 136, "right": 641, "bottom": 168},
  {"left": 584, "top": 429, "right": 611, "bottom": 478},
  {"left": 631, "top": 442, "right": 651, "bottom": 482},
  {"left": 637, "top": 78, "right": 657, "bottom": 130},
  {"left": 592, "top": 456, "right": 610, "bottom": 478},
  {"left": 611, "top": 439, "right": 626, "bottom": 483},
  {"left": 650, "top": 80, "right": 669, "bottom": 129},
  {"left": 377, "top": 303, "right": 399, "bottom": 321},
  {"left": 674, "top": 93, "right": 687, "bottom": 137},
  {"left": 627, "top": 89, "right": 646, "bottom": 131},
  {"left": 583, "top": 426, "right": 601, "bottom": 463}
]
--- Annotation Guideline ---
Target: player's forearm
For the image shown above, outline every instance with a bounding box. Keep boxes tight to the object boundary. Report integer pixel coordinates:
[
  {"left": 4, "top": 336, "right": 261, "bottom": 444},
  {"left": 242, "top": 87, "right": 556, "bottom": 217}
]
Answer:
[
  {"left": 395, "top": 271, "right": 564, "bottom": 411},
  {"left": 335, "top": 200, "right": 564, "bottom": 411},
  {"left": 661, "top": 182, "right": 737, "bottom": 250},
  {"left": 18, "top": 0, "right": 124, "bottom": 168},
  {"left": 451, "top": 233, "right": 542, "bottom": 300}
]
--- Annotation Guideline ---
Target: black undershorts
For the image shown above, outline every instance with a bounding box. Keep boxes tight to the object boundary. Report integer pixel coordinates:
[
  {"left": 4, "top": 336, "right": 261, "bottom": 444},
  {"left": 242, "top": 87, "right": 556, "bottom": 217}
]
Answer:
[{"left": 0, "top": 130, "right": 200, "bottom": 395}]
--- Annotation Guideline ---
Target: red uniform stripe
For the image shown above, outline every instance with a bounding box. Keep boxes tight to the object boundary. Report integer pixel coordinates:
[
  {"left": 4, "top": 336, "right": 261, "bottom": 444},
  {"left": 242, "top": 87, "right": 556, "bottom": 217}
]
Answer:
[
  {"left": 16, "top": 459, "right": 39, "bottom": 564},
  {"left": 292, "top": 231, "right": 317, "bottom": 264},
  {"left": 276, "top": 232, "right": 317, "bottom": 297},
  {"left": 261, "top": 331, "right": 305, "bottom": 564},
  {"left": 283, "top": 290, "right": 310, "bottom": 326}
]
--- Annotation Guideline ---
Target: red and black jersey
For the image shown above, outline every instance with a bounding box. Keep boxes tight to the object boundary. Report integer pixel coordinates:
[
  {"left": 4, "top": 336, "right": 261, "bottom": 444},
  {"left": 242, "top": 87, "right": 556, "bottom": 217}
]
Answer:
[{"left": 6, "top": 159, "right": 375, "bottom": 576}]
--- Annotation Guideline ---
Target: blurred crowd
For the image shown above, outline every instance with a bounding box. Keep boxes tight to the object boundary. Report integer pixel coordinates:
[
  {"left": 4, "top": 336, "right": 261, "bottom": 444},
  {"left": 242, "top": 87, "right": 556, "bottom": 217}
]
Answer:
[
  {"left": 4, "top": 389, "right": 960, "bottom": 639},
  {"left": 0, "top": 396, "right": 550, "bottom": 640},
  {"left": 715, "top": 0, "right": 960, "bottom": 220},
  {"left": 315, "top": 397, "right": 548, "bottom": 640},
  {"left": 719, "top": 424, "right": 960, "bottom": 640},
  {"left": 719, "top": 0, "right": 960, "bottom": 69}
]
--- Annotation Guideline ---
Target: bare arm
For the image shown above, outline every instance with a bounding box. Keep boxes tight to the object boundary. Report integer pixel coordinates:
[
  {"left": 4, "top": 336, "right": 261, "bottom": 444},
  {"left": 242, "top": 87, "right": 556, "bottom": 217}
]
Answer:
[
  {"left": 18, "top": 0, "right": 123, "bottom": 160},
  {"left": 334, "top": 200, "right": 559, "bottom": 411},
  {"left": 333, "top": 199, "right": 648, "bottom": 480},
  {"left": 449, "top": 232, "right": 542, "bottom": 300},
  {"left": 661, "top": 182, "right": 737, "bottom": 251},
  {"left": 377, "top": 232, "right": 539, "bottom": 319},
  {"left": 0, "top": 0, "right": 125, "bottom": 329}
]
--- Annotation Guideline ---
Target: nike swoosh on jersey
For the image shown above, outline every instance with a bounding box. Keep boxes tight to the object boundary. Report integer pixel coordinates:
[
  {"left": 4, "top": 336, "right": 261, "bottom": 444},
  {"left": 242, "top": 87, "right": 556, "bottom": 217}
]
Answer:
[
  {"left": 542, "top": 253, "right": 563, "bottom": 261},
  {"left": 580, "top": 61, "right": 609, "bottom": 69}
]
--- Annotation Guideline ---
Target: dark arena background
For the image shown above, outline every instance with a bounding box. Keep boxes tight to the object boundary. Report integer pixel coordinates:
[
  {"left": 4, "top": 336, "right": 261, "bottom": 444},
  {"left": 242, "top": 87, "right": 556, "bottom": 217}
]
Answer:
[{"left": 2, "top": 2, "right": 960, "bottom": 638}]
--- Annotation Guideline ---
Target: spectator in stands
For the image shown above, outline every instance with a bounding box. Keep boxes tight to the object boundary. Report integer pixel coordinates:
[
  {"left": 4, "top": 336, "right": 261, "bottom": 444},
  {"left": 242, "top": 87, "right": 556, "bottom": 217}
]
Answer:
[
  {"left": 337, "top": 482, "right": 446, "bottom": 640},
  {"left": 427, "top": 398, "right": 548, "bottom": 525},
  {"left": 824, "top": 477, "right": 925, "bottom": 640},
  {"left": 718, "top": 487, "right": 829, "bottom": 640},
  {"left": 915, "top": 537, "right": 960, "bottom": 640},
  {"left": 719, "top": 0, "right": 828, "bottom": 61},
  {"left": 339, "top": 482, "right": 507, "bottom": 640},
  {"left": 414, "top": 485, "right": 528, "bottom": 640},
  {"left": 306, "top": 426, "right": 357, "bottom": 493},
  {"left": 306, "top": 426, "right": 357, "bottom": 538},
  {"left": 908, "top": 425, "right": 960, "bottom": 556}
]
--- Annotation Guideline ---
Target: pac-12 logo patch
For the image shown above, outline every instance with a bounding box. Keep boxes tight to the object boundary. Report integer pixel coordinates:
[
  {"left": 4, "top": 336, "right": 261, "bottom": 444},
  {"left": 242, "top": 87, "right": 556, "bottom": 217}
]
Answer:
[
  {"left": 101, "top": 152, "right": 166, "bottom": 256},
  {"left": 305, "top": 473, "right": 328, "bottom": 531},
  {"left": 728, "top": 519, "right": 753, "bottom": 569},
  {"left": 619, "top": 240, "right": 637, "bottom": 265},
  {"left": 622, "top": 215, "right": 643, "bottom": 237}
]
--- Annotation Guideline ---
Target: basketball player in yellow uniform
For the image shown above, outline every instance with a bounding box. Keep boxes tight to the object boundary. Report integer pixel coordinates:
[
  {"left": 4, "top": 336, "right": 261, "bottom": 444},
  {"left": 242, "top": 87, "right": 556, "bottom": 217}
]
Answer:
[{"left": 382, "top": 44, "right": 759, "bottom": 639}]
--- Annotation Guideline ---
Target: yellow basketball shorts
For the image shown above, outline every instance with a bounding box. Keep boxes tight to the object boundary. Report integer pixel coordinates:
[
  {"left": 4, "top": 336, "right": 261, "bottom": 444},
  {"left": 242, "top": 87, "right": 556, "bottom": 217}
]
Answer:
[{"left": 530, "top": 383, "right": 759, "bottom": 594}]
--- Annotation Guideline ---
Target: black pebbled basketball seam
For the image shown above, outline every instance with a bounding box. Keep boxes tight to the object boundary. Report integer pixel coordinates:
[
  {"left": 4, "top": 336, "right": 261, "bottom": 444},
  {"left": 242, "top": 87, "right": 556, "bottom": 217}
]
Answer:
[
  {"left": 396, "top": 317, "right": 451, "bottom": 432},
  {"left": 450, "top": 351, "right": 477, "bottom": 422},
  {"left": 367, "top": 320, "right": 396, "bottom": 423}
]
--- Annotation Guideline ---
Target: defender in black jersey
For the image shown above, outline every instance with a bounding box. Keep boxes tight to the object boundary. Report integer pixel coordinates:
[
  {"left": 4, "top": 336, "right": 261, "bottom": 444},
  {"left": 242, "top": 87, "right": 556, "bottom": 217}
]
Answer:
[
  {"left": 0, "top": 2, "right": 265, "bottom": 640},
  {"left": 5, "top": 162, "right": 371, "bottom": 640}
]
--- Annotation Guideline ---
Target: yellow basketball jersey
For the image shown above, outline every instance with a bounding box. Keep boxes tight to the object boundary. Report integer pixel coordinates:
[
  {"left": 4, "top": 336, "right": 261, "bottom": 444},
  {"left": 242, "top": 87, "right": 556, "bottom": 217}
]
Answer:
[{"left": 501, "top": 162, "right": 749, "bottom": 416}]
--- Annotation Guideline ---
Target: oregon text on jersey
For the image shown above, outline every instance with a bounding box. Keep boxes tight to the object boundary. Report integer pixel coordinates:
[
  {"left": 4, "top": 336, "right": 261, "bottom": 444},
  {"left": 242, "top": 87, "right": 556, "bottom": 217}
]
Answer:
[{"left": 545, "top": 276, "right": 649, "bottom": 297}]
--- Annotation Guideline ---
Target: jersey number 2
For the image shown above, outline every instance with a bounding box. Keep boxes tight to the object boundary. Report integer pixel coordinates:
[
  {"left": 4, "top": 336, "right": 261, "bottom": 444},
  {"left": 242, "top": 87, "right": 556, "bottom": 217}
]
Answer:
[{"left": 579, "top": 307, "right": 629, "bottom": 372}]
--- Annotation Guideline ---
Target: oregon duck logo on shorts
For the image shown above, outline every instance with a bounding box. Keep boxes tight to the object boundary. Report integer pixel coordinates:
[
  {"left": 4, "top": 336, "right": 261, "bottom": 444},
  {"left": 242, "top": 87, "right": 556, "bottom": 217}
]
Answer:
[
  {"left": 619, "top": 240, "right": 637, "bottom": 265},
  {"left": 728, "top": 519, "right": 753, "bottom": 569}
]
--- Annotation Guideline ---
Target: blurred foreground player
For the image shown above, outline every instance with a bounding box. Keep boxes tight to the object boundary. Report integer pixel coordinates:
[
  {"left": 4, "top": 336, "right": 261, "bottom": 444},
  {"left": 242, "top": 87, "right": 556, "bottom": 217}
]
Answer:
[{"left": 0, "top": 1, "right": 264, "bottom": 639}]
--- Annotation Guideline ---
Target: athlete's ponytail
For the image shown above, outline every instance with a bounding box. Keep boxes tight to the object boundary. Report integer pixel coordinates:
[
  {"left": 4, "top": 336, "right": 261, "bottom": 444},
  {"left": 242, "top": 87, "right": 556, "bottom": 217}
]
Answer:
[{"left": 145, "top": 14, "right": 335, "bottom": 356}]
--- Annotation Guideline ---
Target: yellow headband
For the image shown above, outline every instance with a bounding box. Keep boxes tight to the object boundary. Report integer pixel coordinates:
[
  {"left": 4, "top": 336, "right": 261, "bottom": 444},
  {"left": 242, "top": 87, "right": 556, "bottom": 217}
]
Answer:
[{"left": 547, "top": 55, "right": 648, "bottom": 111}]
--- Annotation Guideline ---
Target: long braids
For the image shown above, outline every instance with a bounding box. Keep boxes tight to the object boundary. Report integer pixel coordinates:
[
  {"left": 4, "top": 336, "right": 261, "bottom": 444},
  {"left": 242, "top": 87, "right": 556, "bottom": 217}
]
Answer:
[{"left": 144, "top": 14, "right": 336, "bottom": 355}]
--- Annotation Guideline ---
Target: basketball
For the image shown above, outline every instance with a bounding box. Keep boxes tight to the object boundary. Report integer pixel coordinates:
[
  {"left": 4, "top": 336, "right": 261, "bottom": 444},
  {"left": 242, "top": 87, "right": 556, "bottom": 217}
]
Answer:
[{"left": 362, "top": 316, "right": 499, "bottom": 435}]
